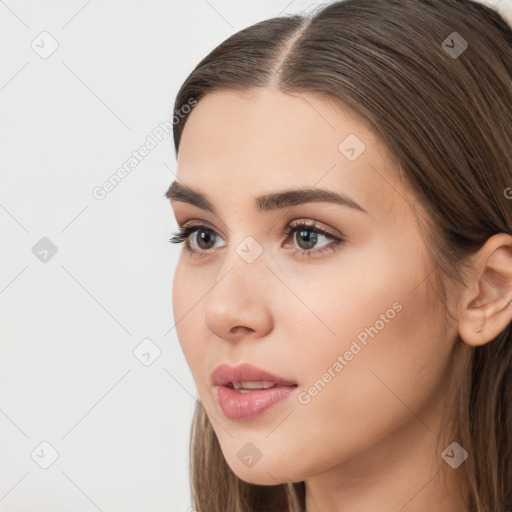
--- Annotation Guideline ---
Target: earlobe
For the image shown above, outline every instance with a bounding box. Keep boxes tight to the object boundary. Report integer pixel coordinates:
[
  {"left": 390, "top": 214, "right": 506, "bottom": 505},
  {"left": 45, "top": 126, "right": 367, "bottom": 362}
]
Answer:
[
  {"left": 458, "top": 233, "right": 512, "bottom": 347},
  {"left": 458, "top": 308, "right": 487, "bottom": 346}
]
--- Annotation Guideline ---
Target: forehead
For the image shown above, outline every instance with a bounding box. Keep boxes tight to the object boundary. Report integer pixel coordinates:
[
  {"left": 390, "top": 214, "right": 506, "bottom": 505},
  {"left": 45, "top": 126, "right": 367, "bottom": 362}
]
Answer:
[{"left": 175, "top": 88, "right": 408, "bottom": 220}]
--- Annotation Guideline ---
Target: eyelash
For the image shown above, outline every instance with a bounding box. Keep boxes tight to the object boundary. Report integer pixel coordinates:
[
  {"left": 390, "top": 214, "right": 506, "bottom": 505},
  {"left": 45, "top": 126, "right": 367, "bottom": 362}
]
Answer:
[{"left": 168, "top": 220, "right": 345, "bottom": 259}]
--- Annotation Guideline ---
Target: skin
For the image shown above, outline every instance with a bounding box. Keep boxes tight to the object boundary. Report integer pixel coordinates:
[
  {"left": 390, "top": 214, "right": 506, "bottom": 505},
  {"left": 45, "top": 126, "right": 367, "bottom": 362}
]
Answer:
[{"left": 168, "top": 87, "right": 512, "bottom": 512}]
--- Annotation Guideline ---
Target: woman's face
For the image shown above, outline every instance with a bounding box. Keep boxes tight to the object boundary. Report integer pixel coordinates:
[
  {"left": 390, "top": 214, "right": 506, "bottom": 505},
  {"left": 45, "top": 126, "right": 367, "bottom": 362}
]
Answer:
[{"left": 169, "top": 88, "right": 460, "bottom": 485}]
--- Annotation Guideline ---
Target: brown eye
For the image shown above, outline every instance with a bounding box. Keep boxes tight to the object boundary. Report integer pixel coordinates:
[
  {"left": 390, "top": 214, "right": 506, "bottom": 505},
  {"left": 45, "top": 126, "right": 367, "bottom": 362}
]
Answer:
[
  {"left": 191, "top": 228, "right": 218, "bottom": 251},
  {"left": 294, "top": 228, "right": 319, "bottom": 251},
  {"left": 283, "top": 221, "right": 346, "bottom": 259},
  {"left": 169, "top": 224, "right": 223, "bottom": 252}
]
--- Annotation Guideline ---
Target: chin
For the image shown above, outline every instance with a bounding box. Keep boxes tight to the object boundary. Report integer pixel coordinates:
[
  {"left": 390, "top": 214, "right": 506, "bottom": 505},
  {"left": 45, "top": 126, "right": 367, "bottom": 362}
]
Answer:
[
  {"left": 230, "top": 464, "right": 291, "bottom": 486},
  {"left": 223, "top": 453, "right": 304, "bottom": 486}
]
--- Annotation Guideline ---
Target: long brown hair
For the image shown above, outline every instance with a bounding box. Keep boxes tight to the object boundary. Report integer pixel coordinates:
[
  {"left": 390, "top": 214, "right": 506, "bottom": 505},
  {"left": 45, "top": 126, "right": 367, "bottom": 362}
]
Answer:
[{"left": 170, "top": 1, "right": 512, "bottom": 510}]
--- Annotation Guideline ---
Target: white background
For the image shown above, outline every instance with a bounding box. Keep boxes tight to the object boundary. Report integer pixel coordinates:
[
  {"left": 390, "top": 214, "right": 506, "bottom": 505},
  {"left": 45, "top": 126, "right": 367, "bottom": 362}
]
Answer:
[{"left": 1, "top": 0, "right": 511, "bottom": 511}]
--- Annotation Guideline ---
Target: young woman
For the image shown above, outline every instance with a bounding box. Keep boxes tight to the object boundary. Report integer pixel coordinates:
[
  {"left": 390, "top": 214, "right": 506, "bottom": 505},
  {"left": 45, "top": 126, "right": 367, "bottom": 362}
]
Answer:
[{"left": 165, "top": 1, "right": 512, "bottom": 510}]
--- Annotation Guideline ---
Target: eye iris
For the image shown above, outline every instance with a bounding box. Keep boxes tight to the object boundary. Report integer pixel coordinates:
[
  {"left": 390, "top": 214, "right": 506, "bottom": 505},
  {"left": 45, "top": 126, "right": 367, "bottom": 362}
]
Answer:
[
  {"left": 196, "top": 229, "right": 216, "bottom": 250},
  {"left": 296, "top": 229, "right": 317, "bottom": 250}
]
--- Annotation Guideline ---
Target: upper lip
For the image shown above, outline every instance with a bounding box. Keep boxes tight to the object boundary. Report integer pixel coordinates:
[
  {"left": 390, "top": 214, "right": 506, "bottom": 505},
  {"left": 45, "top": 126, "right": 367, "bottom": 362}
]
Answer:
[{"left": 211, "top": 363, "right": 297, "bottom": 387}]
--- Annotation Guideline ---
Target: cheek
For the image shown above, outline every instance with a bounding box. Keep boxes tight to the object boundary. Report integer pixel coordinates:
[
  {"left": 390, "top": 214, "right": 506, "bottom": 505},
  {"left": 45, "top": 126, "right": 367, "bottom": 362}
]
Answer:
[
  {"left": 171, "top": 259, "right": 225, "bottom": 402},
  {"left": 171, "top": 262, "right": 203, "bottom": 367},
  {"left": 274, "top": 244, "right": 450, "bottom": 466}
]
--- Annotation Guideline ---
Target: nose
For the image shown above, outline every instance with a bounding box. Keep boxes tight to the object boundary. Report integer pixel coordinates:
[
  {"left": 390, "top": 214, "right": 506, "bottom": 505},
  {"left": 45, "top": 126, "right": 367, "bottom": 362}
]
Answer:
[{"left": 203, "top": 251, "right": 274, "bottom": 343}]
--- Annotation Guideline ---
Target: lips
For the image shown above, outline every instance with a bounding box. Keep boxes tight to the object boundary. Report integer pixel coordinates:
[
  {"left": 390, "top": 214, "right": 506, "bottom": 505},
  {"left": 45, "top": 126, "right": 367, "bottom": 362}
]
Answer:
[
  {"left": 211, "top": 363, "right": 297, "bottom": 388},
  {"left": 212, "top": 363, "right": 298, "bottom": 420}
]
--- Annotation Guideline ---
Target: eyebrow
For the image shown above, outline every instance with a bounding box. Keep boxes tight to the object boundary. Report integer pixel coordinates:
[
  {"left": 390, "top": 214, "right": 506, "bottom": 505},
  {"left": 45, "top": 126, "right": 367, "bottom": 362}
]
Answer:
[{"left": 165, "top": 180, "right": 368, "bottom": 215}]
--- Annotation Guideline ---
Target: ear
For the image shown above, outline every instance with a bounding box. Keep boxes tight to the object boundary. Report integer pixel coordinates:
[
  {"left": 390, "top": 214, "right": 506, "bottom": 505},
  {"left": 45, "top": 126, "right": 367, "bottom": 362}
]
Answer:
[{"left": 458, "top": 233, "right": 512, "bottom": 346}]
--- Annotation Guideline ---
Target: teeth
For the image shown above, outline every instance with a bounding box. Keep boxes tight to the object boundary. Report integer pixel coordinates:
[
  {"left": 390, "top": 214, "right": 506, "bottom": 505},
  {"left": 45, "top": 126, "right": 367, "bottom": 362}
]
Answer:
[{"left": 231, "top": 381, "right": 276, "bottom": 390}]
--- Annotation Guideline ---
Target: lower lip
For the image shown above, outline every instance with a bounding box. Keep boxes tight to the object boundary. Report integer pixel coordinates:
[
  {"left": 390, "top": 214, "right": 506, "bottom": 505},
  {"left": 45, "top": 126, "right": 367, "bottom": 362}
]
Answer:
[{"left": 216, "top": 384, "right": 297, "bottom": 420}]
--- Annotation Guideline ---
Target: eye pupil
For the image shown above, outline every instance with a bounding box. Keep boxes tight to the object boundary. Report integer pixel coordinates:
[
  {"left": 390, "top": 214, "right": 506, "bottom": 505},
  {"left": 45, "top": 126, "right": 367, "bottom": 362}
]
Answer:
[
  {"left": 296, "top": 229, "right": 318, "bottom": 250},
  {"left": 196, "top": 229, "right": 216, "bottom": 250}
]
